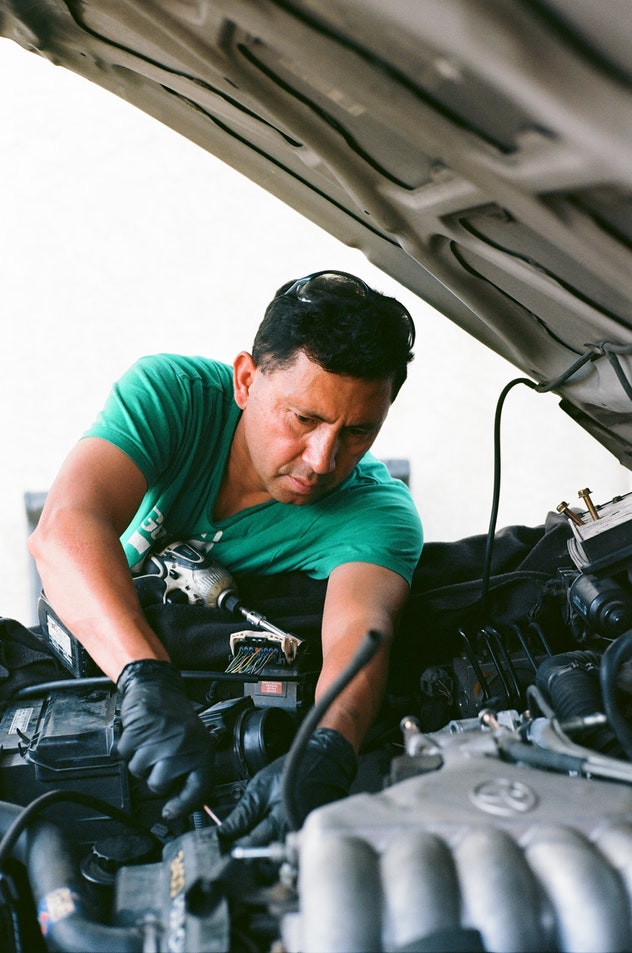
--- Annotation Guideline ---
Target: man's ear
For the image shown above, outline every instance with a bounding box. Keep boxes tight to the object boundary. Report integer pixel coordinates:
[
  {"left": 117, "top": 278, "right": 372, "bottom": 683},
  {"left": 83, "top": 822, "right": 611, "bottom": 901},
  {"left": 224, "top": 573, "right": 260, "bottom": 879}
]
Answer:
[{"left": 233, "top": 351, "right": 257, "bottom": 409}]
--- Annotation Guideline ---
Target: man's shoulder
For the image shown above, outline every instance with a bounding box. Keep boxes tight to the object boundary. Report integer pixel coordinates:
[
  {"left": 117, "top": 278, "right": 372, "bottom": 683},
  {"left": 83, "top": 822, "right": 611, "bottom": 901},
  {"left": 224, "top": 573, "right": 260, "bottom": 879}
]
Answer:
[
  {"left": 132, "top": 353, "right": 232, "bottom": 387},
  {"left": 353, "top": 452, "right": 397, "bottom": 484},
  {"left": 118, "top": 354, "right": 234, "bottom": 409},
  {"left": 323, "top": 454, "right": 421, "bottom": 523},
  {"left": 351, "top": 454, "right": 414, "bottom": 500}
]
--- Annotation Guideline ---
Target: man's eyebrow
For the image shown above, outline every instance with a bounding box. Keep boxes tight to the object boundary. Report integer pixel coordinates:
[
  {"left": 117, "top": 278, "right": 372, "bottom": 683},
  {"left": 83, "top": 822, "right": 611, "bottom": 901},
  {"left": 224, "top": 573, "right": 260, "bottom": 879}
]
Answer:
[{"left": 292, "top": 404, "right": 380, "bottom": 431}]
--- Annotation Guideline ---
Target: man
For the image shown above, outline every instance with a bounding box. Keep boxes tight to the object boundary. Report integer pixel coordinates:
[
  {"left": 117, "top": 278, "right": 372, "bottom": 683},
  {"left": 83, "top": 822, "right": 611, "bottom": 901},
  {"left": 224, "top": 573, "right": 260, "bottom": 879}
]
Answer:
[{"left": 29, "top": 270, "right": 423, "bottom": 841}]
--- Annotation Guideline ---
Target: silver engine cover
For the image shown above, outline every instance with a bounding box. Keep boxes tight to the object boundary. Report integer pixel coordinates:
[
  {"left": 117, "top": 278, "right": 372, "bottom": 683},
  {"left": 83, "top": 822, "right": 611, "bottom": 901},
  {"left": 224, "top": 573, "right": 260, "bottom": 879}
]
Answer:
[{"left": 284, "top": 728, "right": 632, "bottom": 952}]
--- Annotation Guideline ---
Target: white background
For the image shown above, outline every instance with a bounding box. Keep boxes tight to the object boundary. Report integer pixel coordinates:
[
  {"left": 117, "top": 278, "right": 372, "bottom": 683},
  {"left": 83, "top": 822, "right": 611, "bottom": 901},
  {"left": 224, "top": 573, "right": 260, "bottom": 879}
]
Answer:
[{"left": 1, "top": 38, "right": 629, "bottom": 623}]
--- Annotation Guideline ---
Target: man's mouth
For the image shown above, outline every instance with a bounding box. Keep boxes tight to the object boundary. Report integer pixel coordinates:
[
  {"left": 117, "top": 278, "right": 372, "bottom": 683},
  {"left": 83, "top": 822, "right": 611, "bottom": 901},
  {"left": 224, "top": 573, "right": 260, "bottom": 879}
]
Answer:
[{"left": 286, "top": 474, "right": 322, "bottom": 494}]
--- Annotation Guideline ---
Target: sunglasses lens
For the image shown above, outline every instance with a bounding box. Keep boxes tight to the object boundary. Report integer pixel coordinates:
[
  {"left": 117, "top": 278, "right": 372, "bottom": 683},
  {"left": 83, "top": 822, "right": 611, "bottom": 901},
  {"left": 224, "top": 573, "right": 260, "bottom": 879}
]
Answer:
[
  {"left": 284, "top": 271, "right": 370, "bottom": 302},
  {"left": 280, "top": 270, "right": 415, "bottom": 347}
]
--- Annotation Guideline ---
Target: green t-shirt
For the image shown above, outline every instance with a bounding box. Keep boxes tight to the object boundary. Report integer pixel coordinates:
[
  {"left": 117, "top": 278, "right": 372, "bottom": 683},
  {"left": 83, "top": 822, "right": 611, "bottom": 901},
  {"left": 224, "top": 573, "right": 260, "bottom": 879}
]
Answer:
[{"left": 85, "top": 354, "right": 423, "bottom": 583}]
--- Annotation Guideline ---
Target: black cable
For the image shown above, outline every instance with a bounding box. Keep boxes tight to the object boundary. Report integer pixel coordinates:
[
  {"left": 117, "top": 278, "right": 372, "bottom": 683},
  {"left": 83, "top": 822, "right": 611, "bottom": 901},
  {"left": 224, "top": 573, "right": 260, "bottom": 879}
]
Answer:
[
  {"left": 282, "top": 629, "right": 384, "bottom": 832},
  {"left": 15, "top": 676, "right": 111, "bottom": 697},
  {"left": 14, "top": 669, "right": 298, "bottom": 699},
  {"left": 532, "top": 349, "right": 596, "bottom": 394},
  {"left": 606, "top": 350, "right": 632, "bottom": 402},
  {"left": 479, "top": 377, "right": 538, "bottom": 616},
  {"left": 0, "top": 789, "right": 145, "bottom": 870},
  {"left": 600, "top": 631, "right": 632, "bottom": 760},
  {"left": 478, "top": 339, "right": 632, "bottom": 618}
]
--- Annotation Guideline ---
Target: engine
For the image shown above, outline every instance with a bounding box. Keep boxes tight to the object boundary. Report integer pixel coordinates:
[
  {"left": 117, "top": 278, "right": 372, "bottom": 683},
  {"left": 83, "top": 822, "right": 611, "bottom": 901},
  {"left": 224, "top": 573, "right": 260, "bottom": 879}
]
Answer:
[{"left": 4, "top": 493, "right": 632, "bottom": 951}]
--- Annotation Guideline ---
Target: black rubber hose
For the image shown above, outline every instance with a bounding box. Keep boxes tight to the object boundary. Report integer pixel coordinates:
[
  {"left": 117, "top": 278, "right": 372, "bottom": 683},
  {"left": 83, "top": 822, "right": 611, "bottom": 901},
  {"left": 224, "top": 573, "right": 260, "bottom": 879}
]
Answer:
[
  {"left": 536, "top": 651, "right": 624, "bottom": 757},
  {"left": 0, "top": 798, "right": 143, "bottom": 953},
  {"left": 497, "top": 736, "right": 588, "bottom": 774},
  {"left": 600, "top": 631, "right": 632, "bottom": 761},
  {"left": 282, "top": 629, "right": 384, "bottom": 832},
  {"left": 26, "top": 821, "right": 143, "bottom": 952}
]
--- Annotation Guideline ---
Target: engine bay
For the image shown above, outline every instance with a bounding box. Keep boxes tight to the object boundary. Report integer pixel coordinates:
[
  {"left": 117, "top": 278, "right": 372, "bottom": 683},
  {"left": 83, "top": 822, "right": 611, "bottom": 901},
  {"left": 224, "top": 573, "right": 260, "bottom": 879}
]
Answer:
[{"left": 3, "top": 491, "right": 632, "bottom": 950}]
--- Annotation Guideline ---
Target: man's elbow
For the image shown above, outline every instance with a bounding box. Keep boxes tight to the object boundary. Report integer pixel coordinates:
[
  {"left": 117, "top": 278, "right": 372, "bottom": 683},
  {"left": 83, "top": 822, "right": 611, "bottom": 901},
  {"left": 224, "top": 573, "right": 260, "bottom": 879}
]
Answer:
[
  {"left": 27, "top": 504, "right": 75, "bottom": 566},
  {"left": 28, "top": 521, "right": 47, "bottom": 564}
]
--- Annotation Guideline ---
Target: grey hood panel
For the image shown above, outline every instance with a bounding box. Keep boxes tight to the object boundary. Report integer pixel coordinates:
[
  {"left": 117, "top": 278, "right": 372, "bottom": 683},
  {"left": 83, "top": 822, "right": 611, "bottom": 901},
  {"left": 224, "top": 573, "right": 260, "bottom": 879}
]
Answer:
[{"left": 3, "top": 0, "right": 632, "bottom": 461}]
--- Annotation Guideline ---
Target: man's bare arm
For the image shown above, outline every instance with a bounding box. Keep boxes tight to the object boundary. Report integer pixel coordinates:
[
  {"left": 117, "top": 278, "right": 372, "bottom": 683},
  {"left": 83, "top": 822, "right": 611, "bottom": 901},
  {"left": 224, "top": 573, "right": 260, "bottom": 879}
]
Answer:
[
  {"left": 29, "top": 437, "right": 217, "bottom": 820},
  {"left": 317, "top": 561, "right": 410, "bottom": 752},
  {"left": 28, "top": 437, "right": 169, "bottom": 681},
  {"left": 218, "top": 561, "right": 410, "bottom": 843}
]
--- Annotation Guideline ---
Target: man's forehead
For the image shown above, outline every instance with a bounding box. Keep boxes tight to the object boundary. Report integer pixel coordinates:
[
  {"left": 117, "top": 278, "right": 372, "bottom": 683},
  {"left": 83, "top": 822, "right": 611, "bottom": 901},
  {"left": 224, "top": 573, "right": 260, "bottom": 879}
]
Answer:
[
  {"left": 260, "top": 349, "right": 394, "bottom": 398},
  {"left": 259, "top": 354, "right": 391, "bottom": 424}
]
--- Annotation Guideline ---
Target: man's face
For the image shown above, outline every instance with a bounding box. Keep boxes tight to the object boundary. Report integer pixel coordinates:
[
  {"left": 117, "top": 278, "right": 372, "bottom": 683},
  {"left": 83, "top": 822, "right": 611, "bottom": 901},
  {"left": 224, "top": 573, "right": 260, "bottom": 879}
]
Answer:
[{"left": 232, "top": 349, "right": 393, "bottom": 506}]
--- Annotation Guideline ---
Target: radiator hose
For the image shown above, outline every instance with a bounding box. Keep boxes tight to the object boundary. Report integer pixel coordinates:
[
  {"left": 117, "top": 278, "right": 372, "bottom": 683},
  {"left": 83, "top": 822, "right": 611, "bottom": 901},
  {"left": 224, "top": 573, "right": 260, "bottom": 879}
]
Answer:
[{"left": 0, "top": 800, "right": 142, "bottom": 953}]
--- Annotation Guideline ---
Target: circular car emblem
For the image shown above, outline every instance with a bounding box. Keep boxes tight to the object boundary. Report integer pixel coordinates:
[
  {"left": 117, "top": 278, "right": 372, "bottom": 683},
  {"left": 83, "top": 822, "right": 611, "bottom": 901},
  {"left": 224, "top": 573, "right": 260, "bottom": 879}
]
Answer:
[{"left": 470, "top": 777, "right": 539, "bottom": 816}]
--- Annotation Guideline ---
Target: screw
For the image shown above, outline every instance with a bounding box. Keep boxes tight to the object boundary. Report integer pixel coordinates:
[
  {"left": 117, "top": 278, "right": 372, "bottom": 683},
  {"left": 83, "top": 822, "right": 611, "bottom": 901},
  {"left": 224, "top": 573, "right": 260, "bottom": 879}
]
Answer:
[
  {"left": 557, "top": 501, "right": 584, "bottom": 526},
  {"left": 578, "top": 487, "right": 599, "bottom": 521}
]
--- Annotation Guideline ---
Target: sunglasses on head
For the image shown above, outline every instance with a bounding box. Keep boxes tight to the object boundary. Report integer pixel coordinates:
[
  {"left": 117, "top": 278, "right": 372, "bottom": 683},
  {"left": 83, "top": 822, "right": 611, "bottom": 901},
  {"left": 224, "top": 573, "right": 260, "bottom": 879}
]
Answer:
[
  {"left": 280, "top": 270, "right": 415, "bottom": 346},
  {"left": 281, "top": 270, "right": 372, "bottom": 302}
]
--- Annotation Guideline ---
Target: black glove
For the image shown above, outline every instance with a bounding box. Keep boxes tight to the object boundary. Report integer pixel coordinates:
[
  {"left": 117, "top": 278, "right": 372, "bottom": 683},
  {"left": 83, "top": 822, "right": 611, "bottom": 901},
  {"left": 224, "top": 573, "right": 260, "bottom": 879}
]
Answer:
[
  {"left": 117, "top": 659, "right": 216, "bottom": 821},
  {"left": 219, "top": 727, "right": 357, "bottom": 847}
]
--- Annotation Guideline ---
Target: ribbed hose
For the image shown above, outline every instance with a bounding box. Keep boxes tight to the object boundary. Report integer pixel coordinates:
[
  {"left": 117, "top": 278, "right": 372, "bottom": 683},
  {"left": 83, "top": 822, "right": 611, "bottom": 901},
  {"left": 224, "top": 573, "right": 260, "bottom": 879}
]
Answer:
[{"left": 536, "top": 651, "right": 624, "bottom": 757}]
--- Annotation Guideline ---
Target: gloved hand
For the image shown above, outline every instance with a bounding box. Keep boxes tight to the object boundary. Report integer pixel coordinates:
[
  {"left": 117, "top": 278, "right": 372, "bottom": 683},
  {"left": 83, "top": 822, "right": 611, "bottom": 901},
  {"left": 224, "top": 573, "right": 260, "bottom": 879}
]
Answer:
[
  {"left": 219, "top": 727, "right": 357, "bottom": 847},
  {"left": 117, "top": 659, "right": 216, "bottom": 821}
]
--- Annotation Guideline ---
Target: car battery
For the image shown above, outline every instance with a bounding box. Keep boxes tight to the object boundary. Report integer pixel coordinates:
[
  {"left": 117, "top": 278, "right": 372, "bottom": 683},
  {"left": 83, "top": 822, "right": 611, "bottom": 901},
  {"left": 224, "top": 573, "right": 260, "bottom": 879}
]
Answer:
[
  {"left": 0, "top": 686, "right": 130, "bottom": 843},
  {"left": 37, "top": 590, "right": 101, "bottom": 677}
]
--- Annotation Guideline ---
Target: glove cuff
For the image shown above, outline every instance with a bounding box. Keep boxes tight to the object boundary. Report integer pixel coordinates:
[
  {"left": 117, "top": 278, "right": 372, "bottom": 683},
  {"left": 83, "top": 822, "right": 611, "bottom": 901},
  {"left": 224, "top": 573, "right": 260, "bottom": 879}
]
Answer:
[
  {"left": 312, "top": 726, "right": 356, "bottom": 754},
  {"left": 310, "top": 727, "right": 358, "bottom": 783},
  {"left": 117, "top": 658, "right": 179, "bottom": 692}
]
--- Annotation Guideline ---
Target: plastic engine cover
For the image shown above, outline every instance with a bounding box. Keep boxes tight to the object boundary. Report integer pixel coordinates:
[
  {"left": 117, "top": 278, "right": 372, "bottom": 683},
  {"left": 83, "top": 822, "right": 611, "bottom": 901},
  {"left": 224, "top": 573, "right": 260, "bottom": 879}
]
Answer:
[{"left": 285, "top": 730, "right": 632, "bottom": 953}]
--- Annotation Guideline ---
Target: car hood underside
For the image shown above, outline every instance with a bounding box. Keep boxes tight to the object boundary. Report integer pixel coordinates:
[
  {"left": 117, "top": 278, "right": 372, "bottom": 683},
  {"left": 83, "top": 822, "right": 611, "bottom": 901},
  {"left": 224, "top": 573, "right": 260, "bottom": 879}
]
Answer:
[{"left": 2, "top": 0, "right": 632, "bottom": 464}]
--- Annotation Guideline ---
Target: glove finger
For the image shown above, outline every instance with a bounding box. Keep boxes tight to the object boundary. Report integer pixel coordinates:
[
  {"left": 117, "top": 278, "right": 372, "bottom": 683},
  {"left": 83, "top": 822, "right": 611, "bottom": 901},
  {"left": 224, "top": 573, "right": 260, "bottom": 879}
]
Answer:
[
  {"left": 234, "top": 812, "right": 286, "bottom": 848},
  {"left": 222, "top": 793, "right": 287, "bottom": 845},
  {"left": 218, "top": 792, "right": 260, "bottom": 841},
  {"left": 125, "top": 746, "right": 160, "bottom": 782},
  {"left": 161, "top": 769, "right": 210, "bottom": 821},
  {"left": 116, "top": 733, "right": 140, "bottom": 763}
]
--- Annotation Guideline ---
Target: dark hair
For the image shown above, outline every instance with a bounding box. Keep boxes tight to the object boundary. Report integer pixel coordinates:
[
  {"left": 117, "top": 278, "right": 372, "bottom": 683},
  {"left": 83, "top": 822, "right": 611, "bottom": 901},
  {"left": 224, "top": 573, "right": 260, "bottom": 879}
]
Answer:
[{"left": 252, "top": 272, "right": 415, "bottom": 399}]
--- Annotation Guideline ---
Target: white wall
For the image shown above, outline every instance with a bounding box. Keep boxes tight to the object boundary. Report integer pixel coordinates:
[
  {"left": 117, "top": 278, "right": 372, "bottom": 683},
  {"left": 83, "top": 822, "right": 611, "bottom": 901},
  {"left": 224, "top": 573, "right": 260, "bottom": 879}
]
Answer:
[{"left": 1, "top": 39, "right": 629, "bottom": 623}]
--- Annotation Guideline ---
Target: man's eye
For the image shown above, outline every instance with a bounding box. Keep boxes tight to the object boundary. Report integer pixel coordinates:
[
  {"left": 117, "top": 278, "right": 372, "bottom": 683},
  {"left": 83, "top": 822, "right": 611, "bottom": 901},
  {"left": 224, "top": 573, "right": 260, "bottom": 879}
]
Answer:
[{"left": 295, "top": 414, "right": 312, "bottom": 425}]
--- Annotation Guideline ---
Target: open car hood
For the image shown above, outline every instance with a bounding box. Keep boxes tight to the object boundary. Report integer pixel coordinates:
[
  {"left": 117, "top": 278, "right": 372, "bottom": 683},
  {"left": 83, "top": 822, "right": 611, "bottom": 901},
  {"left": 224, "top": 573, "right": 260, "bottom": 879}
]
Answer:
[{"left": 2, "top": 0, "right": 632, "bottom": 465}]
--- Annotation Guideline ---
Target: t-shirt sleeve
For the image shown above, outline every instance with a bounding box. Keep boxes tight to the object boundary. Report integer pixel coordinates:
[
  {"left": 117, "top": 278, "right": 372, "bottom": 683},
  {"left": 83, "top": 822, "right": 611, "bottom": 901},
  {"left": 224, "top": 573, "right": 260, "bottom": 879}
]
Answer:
[
  {"left": 299, "top": 476, "right": 423, "bottom": 585},
  {"left": 83, "top": 355, "right": 194, "bottom": 483}
]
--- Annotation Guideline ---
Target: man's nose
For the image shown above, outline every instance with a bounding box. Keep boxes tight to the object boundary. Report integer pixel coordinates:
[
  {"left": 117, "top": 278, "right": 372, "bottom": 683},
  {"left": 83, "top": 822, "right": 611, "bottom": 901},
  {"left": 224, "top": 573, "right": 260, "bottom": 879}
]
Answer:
[{"left": 303, "top": 428, "right": 339, "bottom": 474}]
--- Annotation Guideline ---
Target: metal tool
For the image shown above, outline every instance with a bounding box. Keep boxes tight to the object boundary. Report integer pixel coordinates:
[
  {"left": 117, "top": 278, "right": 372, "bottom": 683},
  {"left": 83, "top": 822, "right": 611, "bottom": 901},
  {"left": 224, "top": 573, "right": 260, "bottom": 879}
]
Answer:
[{"left": 136, "top": 541, "right": 304, "bottom": 665}]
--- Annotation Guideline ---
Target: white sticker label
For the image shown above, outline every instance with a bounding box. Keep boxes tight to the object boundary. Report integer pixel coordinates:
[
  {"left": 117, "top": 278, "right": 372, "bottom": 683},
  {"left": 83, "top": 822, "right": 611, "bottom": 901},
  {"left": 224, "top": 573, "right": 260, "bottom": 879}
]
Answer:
[
  {"left": 47, "top": 615, "right": 73, "bottom": 663},
  {"left": 9, "top": 707, "right": 33, "bottom": 734}
]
